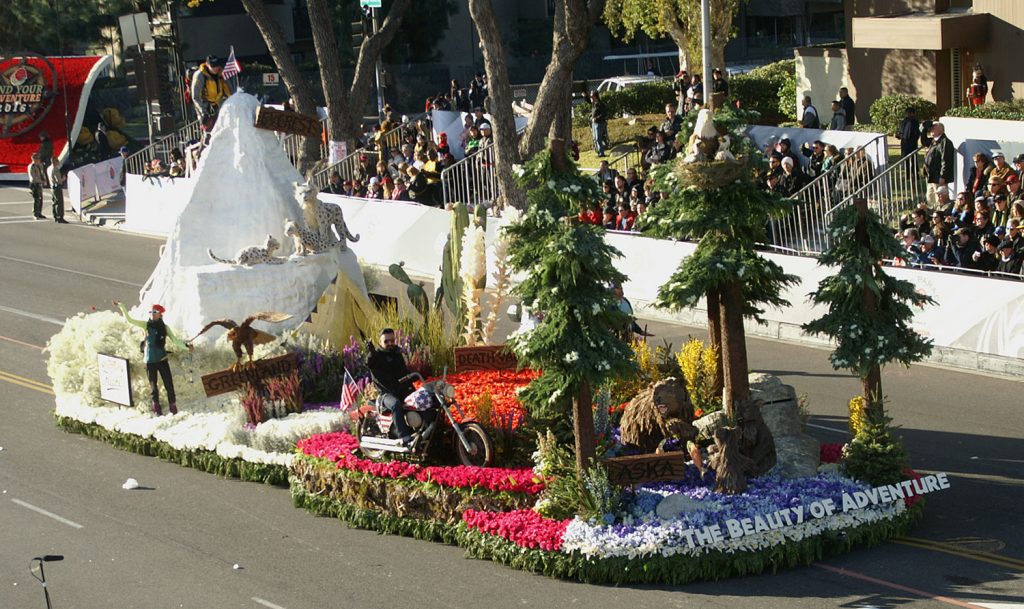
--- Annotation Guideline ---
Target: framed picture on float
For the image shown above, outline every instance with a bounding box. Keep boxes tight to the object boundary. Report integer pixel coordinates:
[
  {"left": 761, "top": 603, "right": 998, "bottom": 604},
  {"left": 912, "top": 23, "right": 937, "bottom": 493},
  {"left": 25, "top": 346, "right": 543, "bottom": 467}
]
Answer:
[{"left": 97, "top": 353, "right": 133, "bottom": 407}]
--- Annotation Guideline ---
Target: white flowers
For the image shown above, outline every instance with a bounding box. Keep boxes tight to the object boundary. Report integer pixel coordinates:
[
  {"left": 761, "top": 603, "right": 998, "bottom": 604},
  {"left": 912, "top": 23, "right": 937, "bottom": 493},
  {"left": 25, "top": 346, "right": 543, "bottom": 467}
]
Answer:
[
  {"left": 591, "top": 303, "right": 602, "bottom": 315},
  {"left": 512, "top": 164, "right": 525, "bottom": 178},
  {"left": 564, "top": 351, "right": 580, "bottom": 364}
]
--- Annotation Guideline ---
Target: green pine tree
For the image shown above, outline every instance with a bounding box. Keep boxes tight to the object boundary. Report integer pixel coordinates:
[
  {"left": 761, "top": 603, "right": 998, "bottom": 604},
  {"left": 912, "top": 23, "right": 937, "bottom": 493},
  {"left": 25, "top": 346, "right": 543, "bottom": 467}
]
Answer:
[
  {"left": 640, "top": 107, "right": 797, "bottom": 415},
  {"left": 504, "top": 144, "right": 637, "bottom": 472},
  {"left": 802, "top": 199, "right": 935, "bottom": 423}
]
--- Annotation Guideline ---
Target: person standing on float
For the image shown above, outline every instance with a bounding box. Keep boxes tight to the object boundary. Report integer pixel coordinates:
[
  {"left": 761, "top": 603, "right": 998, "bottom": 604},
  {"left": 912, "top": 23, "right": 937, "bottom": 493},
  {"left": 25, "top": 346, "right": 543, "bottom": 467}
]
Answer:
[{"left": 114, "top": 301, "right": 192, "bottom": 416}]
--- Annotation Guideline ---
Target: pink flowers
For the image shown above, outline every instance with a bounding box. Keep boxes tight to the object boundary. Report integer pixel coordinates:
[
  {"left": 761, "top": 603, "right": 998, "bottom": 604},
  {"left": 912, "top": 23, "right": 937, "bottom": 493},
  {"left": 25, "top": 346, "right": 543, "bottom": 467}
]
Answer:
[
  {"left": 297, "top": 432, "right": 545, "bottom": 494},
  {"left": 463, "top": 509, "right": 569, "bottom": 551}
]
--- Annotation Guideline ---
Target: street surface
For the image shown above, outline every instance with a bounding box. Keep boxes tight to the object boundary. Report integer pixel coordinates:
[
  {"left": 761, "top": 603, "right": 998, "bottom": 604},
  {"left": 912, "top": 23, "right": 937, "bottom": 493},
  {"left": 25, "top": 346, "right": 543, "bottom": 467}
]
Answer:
[{"left": 1, "top": 185, "right": 1022, "bottom": 609}]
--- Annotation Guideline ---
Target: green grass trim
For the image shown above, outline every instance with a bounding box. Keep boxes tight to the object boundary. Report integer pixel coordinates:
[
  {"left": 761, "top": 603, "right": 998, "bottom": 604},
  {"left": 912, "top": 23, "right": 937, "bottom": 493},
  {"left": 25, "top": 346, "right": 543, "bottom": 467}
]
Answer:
[
  {"left": 291, "top": 473, "right": 923, "bottom": 584},
  {"left": 56, "top": 415, "right": 290, "bottom": 486}
]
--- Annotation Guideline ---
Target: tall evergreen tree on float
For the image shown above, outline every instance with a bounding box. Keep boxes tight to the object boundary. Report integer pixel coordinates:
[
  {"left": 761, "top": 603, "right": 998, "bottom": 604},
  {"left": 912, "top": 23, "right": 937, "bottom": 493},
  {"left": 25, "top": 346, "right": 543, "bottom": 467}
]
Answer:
[
  {"left": 504, "top": 142, "right": 636, "bottom": 472},
  {"left": 640, "top": 107, "right": 797, "bottom": 416},
  {"left": 802, "top": 198, "right": 934, "bottom": 424}
]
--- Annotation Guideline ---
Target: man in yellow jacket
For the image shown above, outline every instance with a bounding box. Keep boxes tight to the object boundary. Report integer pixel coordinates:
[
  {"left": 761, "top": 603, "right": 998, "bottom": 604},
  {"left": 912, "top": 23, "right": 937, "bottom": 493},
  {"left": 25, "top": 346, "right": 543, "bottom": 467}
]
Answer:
[{"left": 190, "top": 55, "right": 233, "bottom": 130}]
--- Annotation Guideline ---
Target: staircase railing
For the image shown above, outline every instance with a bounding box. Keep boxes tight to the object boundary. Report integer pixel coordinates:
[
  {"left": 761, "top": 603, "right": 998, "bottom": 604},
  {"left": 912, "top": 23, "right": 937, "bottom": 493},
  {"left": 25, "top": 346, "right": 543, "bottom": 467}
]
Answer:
[
  {"left": 607, "top": 146, "right": 643, "bottom": 173},
  {"left": 768, "top": 134, "right": 888, "bottom": 254},
  {"left": 310, "top": 149, "right": 380, "bottom": 191},
  {"left": 280, "top": 116, "right": 329, "bottom": 168},
  {"left": 440, "top": 142, "right": 497, "bottom": 207},
  {"left": 826, "top": 146, "right": 926, "bottom": 228},
  {"left": 124, "top": 119, "right": 202, "bottom": 175}
]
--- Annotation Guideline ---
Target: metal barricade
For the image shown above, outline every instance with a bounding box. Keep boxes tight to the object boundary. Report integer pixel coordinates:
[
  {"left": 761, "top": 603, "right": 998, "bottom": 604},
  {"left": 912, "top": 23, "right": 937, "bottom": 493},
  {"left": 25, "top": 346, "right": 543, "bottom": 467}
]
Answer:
[{"left": 440, "top": 143, "right": 497, "bottom": 207}]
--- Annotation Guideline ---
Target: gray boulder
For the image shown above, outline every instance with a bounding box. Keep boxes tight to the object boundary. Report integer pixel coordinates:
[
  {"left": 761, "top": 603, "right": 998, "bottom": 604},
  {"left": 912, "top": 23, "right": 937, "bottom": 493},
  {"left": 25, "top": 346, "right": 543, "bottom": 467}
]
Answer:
[{"left": 748, "top": 373, "right": 820, "bottom": 479}]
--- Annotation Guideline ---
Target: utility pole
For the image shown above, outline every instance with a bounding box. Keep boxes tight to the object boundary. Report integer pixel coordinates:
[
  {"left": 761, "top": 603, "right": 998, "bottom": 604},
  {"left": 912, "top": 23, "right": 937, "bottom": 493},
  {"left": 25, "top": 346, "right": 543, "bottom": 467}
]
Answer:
[{"left": 701, "top": 0, "right": 712, "bottom": 99}]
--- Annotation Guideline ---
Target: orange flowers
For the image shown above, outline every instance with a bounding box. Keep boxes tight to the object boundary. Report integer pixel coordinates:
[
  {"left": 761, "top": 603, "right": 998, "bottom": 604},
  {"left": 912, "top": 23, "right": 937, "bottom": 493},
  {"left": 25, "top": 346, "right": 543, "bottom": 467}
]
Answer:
[{"left": 428, "top": 369, "right": 539, "bottom": 428}]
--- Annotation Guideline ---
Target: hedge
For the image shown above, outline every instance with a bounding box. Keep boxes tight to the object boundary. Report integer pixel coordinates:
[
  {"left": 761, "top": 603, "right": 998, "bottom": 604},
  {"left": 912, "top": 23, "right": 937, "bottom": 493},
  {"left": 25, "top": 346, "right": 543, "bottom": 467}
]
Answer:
[
  {"left": 56, "top": 416, "right": 291, "bottom": 486},
  {"left": 572, "top": 81, "right": 676, "bottom": 126},
  {"left": 731, "top": 59, "right": 797, "bottom": 125},
  {"left": 869, "top": 94, "right": 938, "bottom": 135},
  {"left": 945, "top": 99, "right": 1024, "bottom": 122}
]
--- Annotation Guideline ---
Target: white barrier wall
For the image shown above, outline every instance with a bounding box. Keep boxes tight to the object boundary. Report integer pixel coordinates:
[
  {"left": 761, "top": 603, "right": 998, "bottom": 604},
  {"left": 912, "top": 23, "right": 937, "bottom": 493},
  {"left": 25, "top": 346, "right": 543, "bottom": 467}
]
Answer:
[
  {"left": 323, "top": 195, "right": 1024, "bottom": 367},
  {"left": 123, "top": 174, "right": 195, "bottom": 235},
  {"left": 67, "top": 156, "right": 124, "bottom": 214},
  {"left": 938, "top": 116, "right": 1024, "bottom": 196}
]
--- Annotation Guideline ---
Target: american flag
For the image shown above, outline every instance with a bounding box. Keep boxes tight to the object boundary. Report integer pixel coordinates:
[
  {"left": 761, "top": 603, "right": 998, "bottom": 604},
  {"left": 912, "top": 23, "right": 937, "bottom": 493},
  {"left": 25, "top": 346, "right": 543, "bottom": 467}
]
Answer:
[
  {"left": 339, "top": 368, "right": 359, "bottom": 413},
  {"left": 222, "top": 46, "right": 242, "bottom": 80}
]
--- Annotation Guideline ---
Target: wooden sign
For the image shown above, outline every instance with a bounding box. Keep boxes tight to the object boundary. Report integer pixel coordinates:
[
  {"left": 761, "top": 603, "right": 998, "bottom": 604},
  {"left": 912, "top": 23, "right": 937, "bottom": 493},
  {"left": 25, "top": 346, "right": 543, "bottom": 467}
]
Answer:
[
  {"left": 201, "top": 353, "right": 298, "bottom": 397},
  {"left": 254, "top": 105, "right": 322, "bottom": 138},
  {"left": 454, "top": 345, "right": 518, "bottom": 372},
  {"left": 602, "top": 452, "right": 687, "bottom": 486}
]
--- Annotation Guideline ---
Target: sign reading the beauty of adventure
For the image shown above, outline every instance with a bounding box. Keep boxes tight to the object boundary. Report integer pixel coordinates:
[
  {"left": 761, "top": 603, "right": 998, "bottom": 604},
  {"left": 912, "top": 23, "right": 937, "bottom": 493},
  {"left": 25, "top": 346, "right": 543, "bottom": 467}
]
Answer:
[
  {"left": 602, "top": 452, "right": 687, "bottom": 486},
  {"left": 0, "top": 54, "right": 58, "bottom": 138},
  {"left": 454, "top": 345, "right": 518, "bottom": 372},
  {"left": 201, "top": 353, "right": 298, "bottom": 397},
  {"left": 254, "top": 105, "right": 322, "bottom": 138},
  {"left": 97, "top": 353, "right": 133, "bottom": 407}
]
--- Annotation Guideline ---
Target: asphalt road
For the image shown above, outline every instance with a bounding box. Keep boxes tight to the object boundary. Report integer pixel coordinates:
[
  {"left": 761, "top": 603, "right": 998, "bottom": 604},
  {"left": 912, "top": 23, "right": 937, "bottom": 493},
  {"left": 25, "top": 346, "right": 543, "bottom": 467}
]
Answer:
[{"left": 1, "top": 185, "right": 1022, "bottom": 609}]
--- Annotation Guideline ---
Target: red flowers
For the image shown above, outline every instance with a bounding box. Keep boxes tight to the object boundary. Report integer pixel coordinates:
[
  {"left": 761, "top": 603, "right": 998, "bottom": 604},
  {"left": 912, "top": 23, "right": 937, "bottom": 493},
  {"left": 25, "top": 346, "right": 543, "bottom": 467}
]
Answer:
[
  {"left": 297, "top": 432, "right": 545, "bottom": 494},
  {"left": 427, "top": 369, "right": 539, "bottom": 428},
  {"left": 462, "top": 509, "right": 569, "bottom": 551},
  {"left": 820, "top": 442, "right": 844, "bottom": 464}
]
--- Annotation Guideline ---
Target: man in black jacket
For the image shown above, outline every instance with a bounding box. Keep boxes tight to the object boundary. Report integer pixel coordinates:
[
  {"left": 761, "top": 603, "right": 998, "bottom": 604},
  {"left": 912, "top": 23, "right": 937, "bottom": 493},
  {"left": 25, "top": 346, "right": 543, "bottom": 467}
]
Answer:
[
  {"left": 838, "top": 87, "right": 856, "bottom": 128},
  {"left": 897, "top": 107, "right": 921, "bottom": 158},
  {"left": 924, "top": 122, "right": 956, "bottom": 208},
  {"left": 590, "top": 91, "right": 608, "bottom": 157},
  {"left": 995, "top": 240, "right": 1022, "bottom": 276},
  {"left": 367, "top": 328, "right": 416, "bottom": 443}
]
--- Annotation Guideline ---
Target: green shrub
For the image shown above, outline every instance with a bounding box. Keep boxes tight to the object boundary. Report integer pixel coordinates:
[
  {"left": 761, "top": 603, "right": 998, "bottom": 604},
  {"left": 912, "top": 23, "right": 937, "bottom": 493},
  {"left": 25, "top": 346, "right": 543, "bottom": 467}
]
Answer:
[
  {"left": 869, "top": 94, "right": 938, "bottom": 135},
  {"left": 945, "top": 99, "right": 1024, "bottom": 121},
  {"left": 842, "top": 422, "right": 907, "bottom": 486},
  {"left": 572, "top": 81, "right": 676, "bottom": 126},
  {"left": 730, "top": 59, "right": 795, "bottom": 125}
]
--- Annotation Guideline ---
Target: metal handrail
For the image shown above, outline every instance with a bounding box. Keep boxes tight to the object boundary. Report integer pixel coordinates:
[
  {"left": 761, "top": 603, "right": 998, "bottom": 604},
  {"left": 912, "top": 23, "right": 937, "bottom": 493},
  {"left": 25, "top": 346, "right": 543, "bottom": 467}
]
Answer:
[
  {"left": 124, "top": 119, "right": 202, "bottom": 175},
  {"left": 769, "top": 134, "right": 888, "bottom": 253},
  {"left": 310, "top": 148, "right": 380, "bottom": 191},
  {"left": 440, "top": 141, "right": 497, "bottom": 207},
  {"left": 825, "top": 145, "right": 926, "bottom": 225}
]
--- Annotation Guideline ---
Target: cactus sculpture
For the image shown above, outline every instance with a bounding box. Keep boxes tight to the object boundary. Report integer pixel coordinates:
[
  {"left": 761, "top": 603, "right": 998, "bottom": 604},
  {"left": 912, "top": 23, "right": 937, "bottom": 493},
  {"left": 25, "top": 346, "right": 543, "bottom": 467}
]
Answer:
[
  {"left": 388, "top": 262, "right": 430, "bottom": 318},
  {"left": 436, "top": 203, "right": 471, "bottom": 328}
]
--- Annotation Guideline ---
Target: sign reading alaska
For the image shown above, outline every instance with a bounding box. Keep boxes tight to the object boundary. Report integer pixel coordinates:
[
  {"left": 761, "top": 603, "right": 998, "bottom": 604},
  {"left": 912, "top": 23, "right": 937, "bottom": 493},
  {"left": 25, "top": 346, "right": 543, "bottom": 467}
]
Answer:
[{"left": 0, "top": 54, "right": 58, "bottom": 139}]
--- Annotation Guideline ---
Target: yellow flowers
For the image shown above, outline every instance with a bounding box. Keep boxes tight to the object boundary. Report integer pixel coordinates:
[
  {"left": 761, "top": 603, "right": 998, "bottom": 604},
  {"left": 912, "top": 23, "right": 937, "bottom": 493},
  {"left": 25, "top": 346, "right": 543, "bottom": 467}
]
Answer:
[{"left": 676, "top": 338, "right": 721, "bottom": 414}]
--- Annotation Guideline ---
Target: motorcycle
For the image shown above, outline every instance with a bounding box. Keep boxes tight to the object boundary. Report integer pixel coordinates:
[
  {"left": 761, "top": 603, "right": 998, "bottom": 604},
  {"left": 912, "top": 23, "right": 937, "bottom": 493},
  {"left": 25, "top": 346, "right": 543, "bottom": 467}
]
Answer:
[{"left": 357, "top": 370, "right": 494, "bottom": 467}]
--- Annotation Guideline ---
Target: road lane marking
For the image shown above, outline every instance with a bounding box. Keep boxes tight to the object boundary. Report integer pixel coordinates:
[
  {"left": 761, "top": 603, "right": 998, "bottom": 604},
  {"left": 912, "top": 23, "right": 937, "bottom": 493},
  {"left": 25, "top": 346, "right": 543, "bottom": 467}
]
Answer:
[
  {"left": 805, "top": 422, "right": 848, "bottom": 435},
  {"left": 0, "top": 255, "right": 143, "bottom": 287},
  {"left": 252, "top": 597, "right": 288, "bottom": 609},
  {"left": 0, "top": 334, "right": 45, "bottom": 351},
  {"left": 815, "top": 563, "right": 988, "bottom": 609},
  {"left": 11, "top": 499, "right": 84, "bottom": 529},
  {"left": 895, "top": 537, "right": 1024, "bottom": 571},
  {"left": 0, "top": 304, "right": 64, "bottom": 326},
  {"left": 0, "top": 370, "right": 53, "bottom": 395}
]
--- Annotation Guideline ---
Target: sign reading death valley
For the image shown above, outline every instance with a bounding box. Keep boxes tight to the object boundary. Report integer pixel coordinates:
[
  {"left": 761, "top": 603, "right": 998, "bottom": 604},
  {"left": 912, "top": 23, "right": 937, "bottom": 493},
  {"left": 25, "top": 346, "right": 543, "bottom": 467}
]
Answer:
[
  {"left": 0, "top": 54, "right": 58, "bottom": 138},
  {"left": 454, "top": 345, "right": 518, "bottom": 372}
]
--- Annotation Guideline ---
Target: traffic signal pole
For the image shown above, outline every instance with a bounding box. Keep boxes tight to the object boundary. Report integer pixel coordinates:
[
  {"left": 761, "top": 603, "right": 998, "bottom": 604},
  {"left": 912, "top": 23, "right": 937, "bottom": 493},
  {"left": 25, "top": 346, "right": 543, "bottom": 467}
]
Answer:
[{"left": 372, "top": 7, "right": 384, "bottom": 116}]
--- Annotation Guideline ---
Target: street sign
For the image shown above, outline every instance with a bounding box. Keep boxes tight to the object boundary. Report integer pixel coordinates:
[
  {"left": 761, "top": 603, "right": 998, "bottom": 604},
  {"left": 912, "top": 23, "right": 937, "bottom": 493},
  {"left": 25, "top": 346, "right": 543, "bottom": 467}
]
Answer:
[
  {"left": 262, "top": 72, "right": 280, "bottom": 87},
  {"left": 360, "top": 0, "right": 382, "bottom": 7}
]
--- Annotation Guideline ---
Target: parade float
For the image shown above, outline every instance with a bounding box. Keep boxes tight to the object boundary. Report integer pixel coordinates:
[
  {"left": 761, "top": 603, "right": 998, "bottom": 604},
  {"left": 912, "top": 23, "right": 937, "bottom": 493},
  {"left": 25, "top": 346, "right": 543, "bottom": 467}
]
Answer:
[{"left": 48, "top": 98, "right": 938, "bottom": 584}]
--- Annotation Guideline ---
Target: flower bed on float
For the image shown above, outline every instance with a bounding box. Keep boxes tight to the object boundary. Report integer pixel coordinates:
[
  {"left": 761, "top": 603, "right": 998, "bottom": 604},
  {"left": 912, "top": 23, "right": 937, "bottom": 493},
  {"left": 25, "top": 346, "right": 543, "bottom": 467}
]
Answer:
[{"left": 290, "top": 432, "right": 922, "bottom": 584}]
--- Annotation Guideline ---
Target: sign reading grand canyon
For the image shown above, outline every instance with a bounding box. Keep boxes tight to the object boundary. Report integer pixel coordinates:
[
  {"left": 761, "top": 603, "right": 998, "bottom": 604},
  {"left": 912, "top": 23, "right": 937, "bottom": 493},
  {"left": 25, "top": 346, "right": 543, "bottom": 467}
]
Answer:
[{"left": 0, "top": 54, "right": 58, "bottom": 138}]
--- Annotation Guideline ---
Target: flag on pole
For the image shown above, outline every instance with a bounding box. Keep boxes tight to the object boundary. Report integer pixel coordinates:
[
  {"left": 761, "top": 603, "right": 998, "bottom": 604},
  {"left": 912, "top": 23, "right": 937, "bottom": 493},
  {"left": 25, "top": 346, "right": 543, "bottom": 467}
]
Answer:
[
  {"left": 340, "top": 368, "right": 360, "bottom": 414},
  {"left": 222, "top": 46, "right": 242, "bottom": 80}
]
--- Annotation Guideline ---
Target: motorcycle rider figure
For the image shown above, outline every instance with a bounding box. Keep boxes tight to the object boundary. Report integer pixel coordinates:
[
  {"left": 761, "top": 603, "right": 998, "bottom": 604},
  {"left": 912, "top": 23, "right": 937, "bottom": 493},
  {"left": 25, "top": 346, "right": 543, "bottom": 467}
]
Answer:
[{"left": 367, "top": 328, "right": 416, "bottom": 445}]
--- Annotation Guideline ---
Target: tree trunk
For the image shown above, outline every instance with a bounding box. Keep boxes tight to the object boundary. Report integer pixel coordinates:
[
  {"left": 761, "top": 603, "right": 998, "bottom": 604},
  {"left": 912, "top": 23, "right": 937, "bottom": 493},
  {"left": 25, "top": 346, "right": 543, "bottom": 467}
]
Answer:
[
  {"left": 665, "top": 11, "right": 690, "bottom": 72},
  {"left": 853, "top": 197, "right": 884, "bottom": 422},
  {"left": 347, "top": 0, "right": 412, "bottom": 136},
  {"left": 718, "top": 279, "right": 749, "bottom": 417},
  {"left": 518, "top": 0, "right": 604, "bottom": 160},
  {"left": 710, "top": 0, "right": 734, "bottom": 72},
  {"left": 239, "top": 0, "right": 319, "bottom": 174},
  {"left": 574, "top": 381, "right": 596, "bottom": 474},
  {"left": 469, "top": 0, "right": 527, "bottom": 210},
  {"left": 306, "top": 0, "right": 352, "bottom": 146},
  {"left": 706, "top": 286, "right": 724, "bottom": 398}
]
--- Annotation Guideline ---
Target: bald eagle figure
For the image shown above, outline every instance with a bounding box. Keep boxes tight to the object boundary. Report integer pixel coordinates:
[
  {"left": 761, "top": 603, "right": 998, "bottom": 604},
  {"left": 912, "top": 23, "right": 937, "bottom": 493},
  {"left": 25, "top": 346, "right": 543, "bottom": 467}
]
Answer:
[{"left": 191, "top": 312, "right": 293, "bottom": 371}]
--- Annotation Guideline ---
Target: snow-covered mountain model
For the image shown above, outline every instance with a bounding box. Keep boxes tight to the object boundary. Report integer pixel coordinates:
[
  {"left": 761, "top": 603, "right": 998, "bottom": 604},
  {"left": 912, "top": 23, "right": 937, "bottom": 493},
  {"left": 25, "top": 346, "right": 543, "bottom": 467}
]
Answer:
[{"left": 135, "top": 93, "right": 366, "bottom": 342}]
